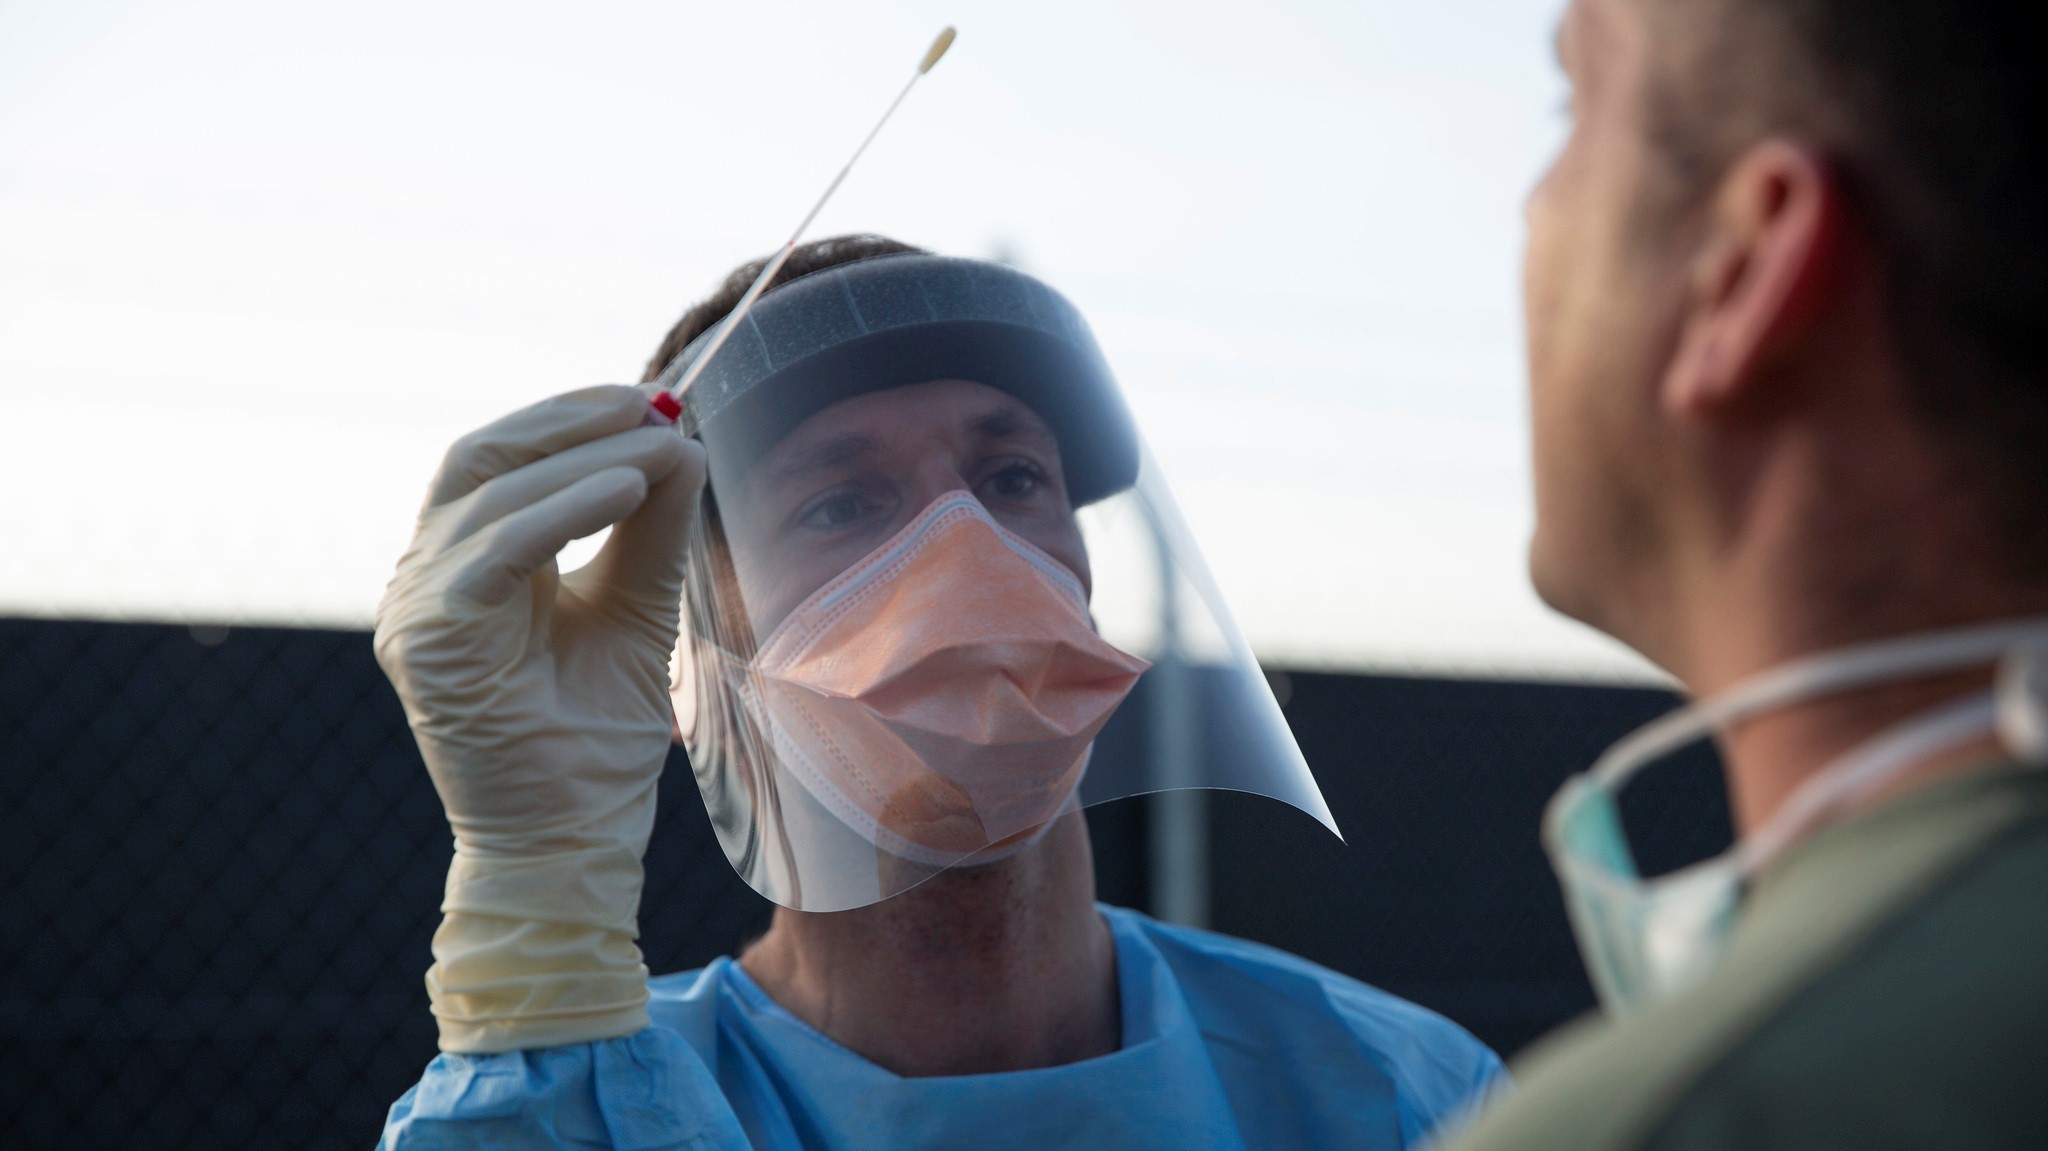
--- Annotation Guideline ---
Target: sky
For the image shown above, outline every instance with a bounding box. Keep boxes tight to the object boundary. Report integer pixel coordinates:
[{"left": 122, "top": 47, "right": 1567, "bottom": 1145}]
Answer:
[{"left": 0, "top": 0, "right": 1659, "bottom": 682}]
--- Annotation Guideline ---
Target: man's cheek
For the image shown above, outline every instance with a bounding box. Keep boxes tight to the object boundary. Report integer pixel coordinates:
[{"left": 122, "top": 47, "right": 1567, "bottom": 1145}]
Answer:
[
  {"left": 1521, "top": 218, "right": 1572, "bottom": 397},
  {"left": 1521, "top": 153, "right": 1580, "bottom": 317}
]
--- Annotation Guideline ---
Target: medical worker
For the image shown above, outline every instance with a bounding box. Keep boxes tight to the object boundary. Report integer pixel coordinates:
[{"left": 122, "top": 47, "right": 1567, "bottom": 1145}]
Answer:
[
  {"left": 1443, "top": 1, "right": 2048, "bottom": 1148},
  {"left": 374, "top": 235, "right": 1504, "bottom": 1149}
]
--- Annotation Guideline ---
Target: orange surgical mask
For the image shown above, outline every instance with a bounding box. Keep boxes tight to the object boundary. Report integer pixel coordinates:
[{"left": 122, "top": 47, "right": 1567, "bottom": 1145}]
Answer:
[{"left": 739, "top": 492, "right": 1150, "bottom": 864}]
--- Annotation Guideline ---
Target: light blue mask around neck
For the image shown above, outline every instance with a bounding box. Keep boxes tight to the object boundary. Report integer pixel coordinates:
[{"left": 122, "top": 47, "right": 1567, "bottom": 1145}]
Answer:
[{"left": 1544, "top": 617, "right": 2048, "bottom": 1015}]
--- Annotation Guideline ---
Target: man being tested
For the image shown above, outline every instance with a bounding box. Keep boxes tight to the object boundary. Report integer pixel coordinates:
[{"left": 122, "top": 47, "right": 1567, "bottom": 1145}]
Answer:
[
  {"left": 1447, "top": 0, "right": 2048, "bottom": 1147},
  {"left": 374, "top": 237, "right": 1504, "bottom": 1149}
]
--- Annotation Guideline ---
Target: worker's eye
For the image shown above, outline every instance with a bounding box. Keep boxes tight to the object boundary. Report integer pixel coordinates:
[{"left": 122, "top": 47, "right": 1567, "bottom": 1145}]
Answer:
[
  {"left": 796, "top": 487, "right": 885, "bottom": 531},
  {"left": 979, "top": 461, "right": 1048, "bottom": 503}
]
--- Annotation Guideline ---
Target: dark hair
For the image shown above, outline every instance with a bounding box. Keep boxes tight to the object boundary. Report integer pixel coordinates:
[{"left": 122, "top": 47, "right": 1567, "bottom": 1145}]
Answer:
[
  {"left": 640, "top": 233, "right": 926, "bottom": 384},
  {"left": 1645, "top": 1, "right": 2048, "bottom": 553}
]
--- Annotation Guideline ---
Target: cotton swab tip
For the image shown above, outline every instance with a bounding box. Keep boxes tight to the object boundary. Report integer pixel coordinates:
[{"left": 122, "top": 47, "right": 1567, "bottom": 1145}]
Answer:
[{"left": 920, "top": 27, "right": 956, "bottom": 74}]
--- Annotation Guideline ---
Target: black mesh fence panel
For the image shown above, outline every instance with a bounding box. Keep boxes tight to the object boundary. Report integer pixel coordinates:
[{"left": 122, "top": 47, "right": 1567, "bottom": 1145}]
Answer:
[
  {"left": 0, "top": 618, "right": 1722, "bottom": 1149},
  {"left": 1203, "top": 670, "right": 1727, "bottom": 1057}
]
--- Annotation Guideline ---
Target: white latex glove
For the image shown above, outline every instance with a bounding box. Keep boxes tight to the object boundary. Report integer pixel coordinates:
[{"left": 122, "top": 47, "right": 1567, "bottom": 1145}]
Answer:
[{"left": 374, "top": 385, "right": 705, "bottom": 1054}]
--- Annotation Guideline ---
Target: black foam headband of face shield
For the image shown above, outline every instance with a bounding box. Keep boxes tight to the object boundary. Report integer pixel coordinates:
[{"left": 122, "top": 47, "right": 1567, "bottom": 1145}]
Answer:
[{"left": 674, "top": 253, "right": 1142, "bottom": 508}]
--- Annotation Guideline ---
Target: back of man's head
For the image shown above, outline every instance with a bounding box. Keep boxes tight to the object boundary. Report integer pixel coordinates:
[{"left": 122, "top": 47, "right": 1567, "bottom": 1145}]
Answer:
[{"left": 1645, "top": 0, "right": 2048, "bottom": 552}]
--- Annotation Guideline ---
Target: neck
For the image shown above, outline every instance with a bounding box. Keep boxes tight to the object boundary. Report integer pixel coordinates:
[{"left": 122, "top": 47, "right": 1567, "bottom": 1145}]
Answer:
[
  {"left": 1648, "top": 421, "right": 2048, "bottom": 834},
  {"left": 736, "top": 813, "right": 1119, "bottom": 1077},
  {"left": 1715, "top": 669, "right": 2009, "bottom": 834}
]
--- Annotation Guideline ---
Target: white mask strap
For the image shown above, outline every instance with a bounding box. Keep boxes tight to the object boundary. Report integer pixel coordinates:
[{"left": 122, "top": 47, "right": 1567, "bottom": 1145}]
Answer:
[
  {"left": 1590, "top": 617, "right": 2048, "bottom": 789},
  {"left": 1737, "top": 690, "right": 1999, "bottom": 871}
]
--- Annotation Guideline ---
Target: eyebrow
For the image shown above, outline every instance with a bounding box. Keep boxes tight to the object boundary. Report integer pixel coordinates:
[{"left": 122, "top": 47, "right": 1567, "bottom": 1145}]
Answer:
[
  {"left": 968, "top": 405, "right": 1052, "bottom": 445},
  {"left": 765, "top": 432, "right": 883, "bottom": 489},
  {"left": 762, "top": 400, "right": 1058, "bottom": 490}
]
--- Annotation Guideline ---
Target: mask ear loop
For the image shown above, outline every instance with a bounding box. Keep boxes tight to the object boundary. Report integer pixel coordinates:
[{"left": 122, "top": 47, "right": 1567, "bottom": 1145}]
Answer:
[
  {"left": 1995, "top": 642, "right": 2048, "bottom": 766},
  {"left": 1564, "top": 618, "right": 2048, "bottom": 895},
  {"left": 1588, "top": 618, "right": 2048, "bottom": 791},
  {"left": 1736, "top": 690, "right": 2000, "bottom": 872}
]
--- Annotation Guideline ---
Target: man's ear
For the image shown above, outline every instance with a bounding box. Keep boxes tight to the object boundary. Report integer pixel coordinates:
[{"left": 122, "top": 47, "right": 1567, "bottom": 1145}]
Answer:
[{"left": 1664, "top": 141, "right": 1847, "bottom": 417}]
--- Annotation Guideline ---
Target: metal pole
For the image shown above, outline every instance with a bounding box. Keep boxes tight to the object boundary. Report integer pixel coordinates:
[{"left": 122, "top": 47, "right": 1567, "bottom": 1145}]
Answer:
[{"left": 1146, "top": 507, "right": 1209, "bottom": 928}]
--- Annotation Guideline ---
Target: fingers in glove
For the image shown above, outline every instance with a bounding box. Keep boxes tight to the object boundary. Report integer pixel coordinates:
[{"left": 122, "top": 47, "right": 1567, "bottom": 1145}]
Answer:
[
  {"left": 427, "top": 385, "right": 654, "bottom": 511},
  {"left": 450, "top": 466, "right": 651, "bottom": 607},
  {"left": 445, "top": 426, "right": 688, "bottom": 548},
  {"left": 572, "top": 437, "right": 707, "bottom": 613}
]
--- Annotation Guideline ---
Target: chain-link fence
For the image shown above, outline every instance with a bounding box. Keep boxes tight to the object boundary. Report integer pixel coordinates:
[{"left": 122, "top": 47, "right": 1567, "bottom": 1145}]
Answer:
[{"left": 1, "top": 617, "right": 1725, "bottom": 1149}]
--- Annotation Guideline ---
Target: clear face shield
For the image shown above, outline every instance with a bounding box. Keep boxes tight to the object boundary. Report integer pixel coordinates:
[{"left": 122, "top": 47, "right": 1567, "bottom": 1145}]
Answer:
[{"left": 668, "top": 254, "right": 1337, "bottom": 911}]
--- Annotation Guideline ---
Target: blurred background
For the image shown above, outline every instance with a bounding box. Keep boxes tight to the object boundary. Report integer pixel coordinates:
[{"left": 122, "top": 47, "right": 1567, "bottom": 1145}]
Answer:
[{"left": 1, "top": 1, "right": 1730, "bottom": 1147}]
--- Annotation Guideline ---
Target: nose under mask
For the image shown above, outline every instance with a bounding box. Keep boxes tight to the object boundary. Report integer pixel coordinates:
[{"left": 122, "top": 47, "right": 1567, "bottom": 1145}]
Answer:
[{"left": 740, "top": 492, "right": 1151, "bottom": 865}]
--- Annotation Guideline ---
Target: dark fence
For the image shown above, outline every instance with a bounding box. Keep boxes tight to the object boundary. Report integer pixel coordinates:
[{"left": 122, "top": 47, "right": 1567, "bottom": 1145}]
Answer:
[{"left": 1, "top": 618, "right": 1727, "bottom": 1149}]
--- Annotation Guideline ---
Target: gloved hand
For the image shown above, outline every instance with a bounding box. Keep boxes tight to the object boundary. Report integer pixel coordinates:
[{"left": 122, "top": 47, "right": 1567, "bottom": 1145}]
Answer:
[{"left": 374, "top": 385, "right": 705, "bottom": 1054}]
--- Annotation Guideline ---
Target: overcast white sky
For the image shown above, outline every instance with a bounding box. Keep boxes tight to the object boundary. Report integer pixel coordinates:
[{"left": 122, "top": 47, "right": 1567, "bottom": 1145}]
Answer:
[{"left": 0, "top": 0, "right": 1657, "bottom": 681}]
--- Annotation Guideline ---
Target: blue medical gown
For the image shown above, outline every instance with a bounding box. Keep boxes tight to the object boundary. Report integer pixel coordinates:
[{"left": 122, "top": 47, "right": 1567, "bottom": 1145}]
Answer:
[{"left": 380, "top": 905, "right": 1506, "bottom": 1150}]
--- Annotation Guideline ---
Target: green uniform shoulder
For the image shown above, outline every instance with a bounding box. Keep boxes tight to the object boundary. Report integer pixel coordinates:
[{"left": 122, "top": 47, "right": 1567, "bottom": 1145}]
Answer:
[{"left": 1447, "top": 768, "right": 2048, "bottom": 1151}]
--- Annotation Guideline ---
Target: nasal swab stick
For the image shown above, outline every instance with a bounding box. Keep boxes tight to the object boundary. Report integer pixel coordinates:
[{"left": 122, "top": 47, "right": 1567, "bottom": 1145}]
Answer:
[{"left": 647, "top": 26, "right": 957, "bottom": 425}]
